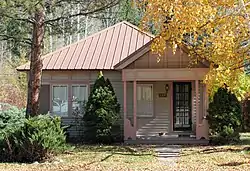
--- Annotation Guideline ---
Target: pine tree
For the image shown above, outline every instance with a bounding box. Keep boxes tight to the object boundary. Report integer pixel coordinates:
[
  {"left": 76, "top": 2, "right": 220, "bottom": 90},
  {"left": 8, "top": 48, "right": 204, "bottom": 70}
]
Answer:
[
  {"left": 207, "top": 87, "right": 242, "bottom": 143},
  {"left": 0, "top": 0, "right": 119, "bottom": 117},
  {"left": 83, "top": 72, "right": 120, "bottom": 144}
]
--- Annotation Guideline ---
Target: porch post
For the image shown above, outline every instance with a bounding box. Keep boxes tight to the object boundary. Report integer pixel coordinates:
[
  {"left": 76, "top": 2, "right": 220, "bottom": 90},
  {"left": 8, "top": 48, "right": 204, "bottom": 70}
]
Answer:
[
  {"left": 195, "top": 80, "right": 199, "bottom": 124},
  {"left": 123, "top": 80, "right": 127, "bottom": 139},
  {"left": 204, "top": 84, "right": 209, "bottom": 117},
  {"left": 133, "top": 80, "right": 137, "bottom": 134},
  {"left": 195, "top": 80, "right": 200, "bottom": 139}
]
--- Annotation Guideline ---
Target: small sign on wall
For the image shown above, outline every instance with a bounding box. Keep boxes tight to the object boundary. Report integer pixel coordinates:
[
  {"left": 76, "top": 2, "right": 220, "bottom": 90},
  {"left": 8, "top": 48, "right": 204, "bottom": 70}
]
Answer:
[{"left": 159, "top": 93, "right": 167, "bottom": 98}]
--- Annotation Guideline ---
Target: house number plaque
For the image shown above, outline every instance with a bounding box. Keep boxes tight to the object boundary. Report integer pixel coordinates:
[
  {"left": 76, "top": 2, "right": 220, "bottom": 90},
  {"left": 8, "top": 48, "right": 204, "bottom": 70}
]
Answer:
[{"left": 159, "top": 93, "right": 167, "bottom": 98}]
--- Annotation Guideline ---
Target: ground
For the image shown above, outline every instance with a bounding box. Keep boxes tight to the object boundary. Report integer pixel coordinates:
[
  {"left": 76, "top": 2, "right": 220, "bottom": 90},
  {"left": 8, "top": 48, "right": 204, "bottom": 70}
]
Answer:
[{"left": 1, "top": 133, "right": 250, "bottom": 171}]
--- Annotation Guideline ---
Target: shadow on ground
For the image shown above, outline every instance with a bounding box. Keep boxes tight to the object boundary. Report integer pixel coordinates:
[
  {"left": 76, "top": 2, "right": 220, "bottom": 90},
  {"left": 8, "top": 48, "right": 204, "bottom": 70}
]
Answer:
[{"left": 218, "top": 161, "right": 247, "bottom": 167}]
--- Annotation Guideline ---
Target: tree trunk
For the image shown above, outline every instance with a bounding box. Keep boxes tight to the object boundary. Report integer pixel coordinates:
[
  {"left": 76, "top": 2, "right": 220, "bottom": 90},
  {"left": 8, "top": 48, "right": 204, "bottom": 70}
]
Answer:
[{"left": 26, "top": 9, "right": 45, "bottom": 117}]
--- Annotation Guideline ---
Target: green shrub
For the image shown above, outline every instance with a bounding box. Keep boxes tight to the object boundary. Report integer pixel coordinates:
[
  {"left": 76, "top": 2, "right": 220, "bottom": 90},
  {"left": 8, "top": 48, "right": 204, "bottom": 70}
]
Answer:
[
  {"left": 0, "top": 114, "right": 67, "bottom": 162},
  {"left": 83, "top": 72, "right": 121, "bottom": 144},
  {"left": 207, "top": 87, "right": 242, "bottom": 144}
]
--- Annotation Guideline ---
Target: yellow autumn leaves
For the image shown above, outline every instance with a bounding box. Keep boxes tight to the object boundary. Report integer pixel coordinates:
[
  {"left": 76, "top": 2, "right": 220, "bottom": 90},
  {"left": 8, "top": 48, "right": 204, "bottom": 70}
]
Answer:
[{"left": 138, "top": 0, "right": 250, "bottom": 99}]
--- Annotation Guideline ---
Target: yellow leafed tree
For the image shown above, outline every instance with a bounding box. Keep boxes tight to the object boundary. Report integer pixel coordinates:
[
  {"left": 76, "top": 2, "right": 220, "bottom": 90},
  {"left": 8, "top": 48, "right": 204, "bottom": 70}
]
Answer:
[{"left": 138, "top": 0, "right": 250, "bottom": 99}]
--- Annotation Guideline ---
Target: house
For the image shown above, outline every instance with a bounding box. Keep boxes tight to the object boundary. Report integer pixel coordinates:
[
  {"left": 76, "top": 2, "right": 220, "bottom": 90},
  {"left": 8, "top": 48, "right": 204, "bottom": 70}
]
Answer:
[{"left": 17, "top": 21, "right": 209, "bottom": 144}]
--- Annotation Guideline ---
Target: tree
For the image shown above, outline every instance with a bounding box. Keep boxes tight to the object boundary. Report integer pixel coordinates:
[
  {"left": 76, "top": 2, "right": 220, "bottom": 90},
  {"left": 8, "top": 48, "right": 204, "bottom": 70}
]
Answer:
[
  {"left": 207, "top": 87, "right": 242, "bottom": 143},
  {"left": 83, "top": 72, "right": 120, "bottom": 144},
  {"left": 0, "top": 0, "right": 119, "bottom": 117},
  {"left": 118, "top": 0, "right": 143, "bottom": 26},
  {"left": 138, "top": 0, "right": 250, "bottom": 99}
]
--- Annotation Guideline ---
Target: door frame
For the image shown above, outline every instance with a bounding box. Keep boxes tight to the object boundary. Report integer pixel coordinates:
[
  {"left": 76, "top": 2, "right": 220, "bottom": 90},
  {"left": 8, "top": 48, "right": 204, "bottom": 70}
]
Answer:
[{"left": 172, "top": 82, "right": 192, "bottom": 131}]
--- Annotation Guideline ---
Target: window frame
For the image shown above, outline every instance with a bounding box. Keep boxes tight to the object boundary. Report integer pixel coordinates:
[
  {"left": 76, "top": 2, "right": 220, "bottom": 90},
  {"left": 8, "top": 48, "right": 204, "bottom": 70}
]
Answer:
[
  {"left": 51, "top": 84, "right": 69, "bottom": 117},
  {"left": 50, "top": 84, "right": 89, "bottom": 117},
  {"left": 71, "top": 84, "right": 89, "bottom": 116},
  {"left": 136, "top": 84, "right": 154, "bottom": 117}
]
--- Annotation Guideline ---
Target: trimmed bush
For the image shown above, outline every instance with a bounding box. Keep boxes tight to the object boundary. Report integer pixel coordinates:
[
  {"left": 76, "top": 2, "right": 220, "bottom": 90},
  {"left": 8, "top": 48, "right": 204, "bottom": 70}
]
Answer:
[
  {"left": 0, "top": 109, "right": 67, "bottom": 162},
  {"left": 207, "top": 87, "right": 242, "bottom": 144},
  {"left": 83, "top": 72, "right": 121, "bottom": 144}
]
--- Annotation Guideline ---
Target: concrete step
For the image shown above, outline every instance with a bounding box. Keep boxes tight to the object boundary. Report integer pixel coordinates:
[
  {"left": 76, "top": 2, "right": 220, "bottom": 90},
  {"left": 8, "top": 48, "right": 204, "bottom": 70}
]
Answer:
[
  {"left": 125, "top": 139, "right": 209, "bottom": 145},
  {"left": 139, "top": 126, "right": 169, "bottom": 129},
  {"left": 145, "top": 123, "right": 170, "bottom": 126},
  {"left": 137, "top": 131, "right": 169, "bottom": 134}
]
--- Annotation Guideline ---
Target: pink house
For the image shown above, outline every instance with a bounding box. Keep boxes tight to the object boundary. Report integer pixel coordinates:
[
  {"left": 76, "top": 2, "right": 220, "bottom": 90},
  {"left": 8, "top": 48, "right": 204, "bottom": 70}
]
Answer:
[{"left": 18, "top": 21, "right": 209, "bottom": 144}]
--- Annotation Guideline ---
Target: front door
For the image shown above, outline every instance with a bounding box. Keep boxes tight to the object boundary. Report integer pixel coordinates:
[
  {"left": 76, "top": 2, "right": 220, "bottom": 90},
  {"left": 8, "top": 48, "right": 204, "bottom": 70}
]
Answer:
[{"left": 173, "top": 82, "right": 192, "bottom": 131}]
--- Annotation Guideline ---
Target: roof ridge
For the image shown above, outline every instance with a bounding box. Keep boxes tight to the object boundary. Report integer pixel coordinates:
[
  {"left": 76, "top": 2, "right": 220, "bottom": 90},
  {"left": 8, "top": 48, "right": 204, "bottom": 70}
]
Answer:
[{"left": 122, "top": 21, "right": 155, "bottom": 38}]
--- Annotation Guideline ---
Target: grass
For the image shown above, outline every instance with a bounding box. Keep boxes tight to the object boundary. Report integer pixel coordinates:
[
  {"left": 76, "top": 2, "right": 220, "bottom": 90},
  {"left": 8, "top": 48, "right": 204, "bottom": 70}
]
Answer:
[
  {"left": 177, "top": 133, "right": 250, "bottom": 171},
  {"left": 0, "top": 145, "right": 170, "bottom": 171},
  {"left": 1, "top": 133, "right": 250, "bottom": 171}
]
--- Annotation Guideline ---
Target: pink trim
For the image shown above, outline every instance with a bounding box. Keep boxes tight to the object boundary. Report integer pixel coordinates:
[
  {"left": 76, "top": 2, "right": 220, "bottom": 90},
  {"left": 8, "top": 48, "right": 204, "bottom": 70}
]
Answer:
[
  {"left": 205, "top": 84, "right": 208, "bottom": 116},
  {"left": 195, "top": 80, "right": 199, "bottom": 124},
  {"left": 124, "top": 119, "right": 136, "bottom": 140},
  {"left": 133, "top": 80, "right": 137, "bottom": 132},
  {"left": 196, "top": 83, "right": 209, "bottom": 140},
  {"left": 123, "top": 68, "right": 209, "bottom": 81},
  {"left": 123, "top": 80, "right": 127, "bottom": 139},
  {"left": 49, "top": 84, "right": 52, "bottom": 113},
  {"left": 195, "top": 80, "right": 200, "bottom": 139},
  {"left": 170, "top": 82, "right": 173, "bottom": 132},
  {"left": 191, "top": 81, "right": 195, "bottom": 131},
  {"left": 203, "top": 84, "right": 206, "bottom": 118},
  {"left": 195, "top": 80, "right": 200, "bottom": 124}
]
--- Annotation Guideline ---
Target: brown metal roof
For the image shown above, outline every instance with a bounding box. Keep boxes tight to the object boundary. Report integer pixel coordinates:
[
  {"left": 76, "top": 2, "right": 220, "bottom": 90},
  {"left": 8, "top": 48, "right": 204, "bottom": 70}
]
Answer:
[{"left": 17, "top": 21, "right": 154, "bottom": 71}]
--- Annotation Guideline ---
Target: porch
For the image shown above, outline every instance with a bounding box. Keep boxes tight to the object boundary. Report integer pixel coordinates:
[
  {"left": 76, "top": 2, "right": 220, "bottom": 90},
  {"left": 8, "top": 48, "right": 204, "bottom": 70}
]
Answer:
[{"left": 122, "top": 68, "right": 209, "bottom": 144}]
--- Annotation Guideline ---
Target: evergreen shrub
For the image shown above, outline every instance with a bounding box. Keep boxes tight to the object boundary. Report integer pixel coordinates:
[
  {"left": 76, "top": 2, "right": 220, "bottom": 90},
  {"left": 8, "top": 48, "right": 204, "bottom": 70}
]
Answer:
[
  {"left": 83, "top": 72, "right": 121, "bottom": 144},
  {"left": 207, "top": 87, "right": 242, "bottom": 144}
]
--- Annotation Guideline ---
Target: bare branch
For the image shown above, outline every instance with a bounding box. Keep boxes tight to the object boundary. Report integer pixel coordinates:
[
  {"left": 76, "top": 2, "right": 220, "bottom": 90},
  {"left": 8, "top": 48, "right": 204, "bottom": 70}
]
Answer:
[
  {"left": 45, "top": 0, "right": 119, "bottom": 23},
  {"left": 0, "top": 34, "right": 32, "bottom": 45}
]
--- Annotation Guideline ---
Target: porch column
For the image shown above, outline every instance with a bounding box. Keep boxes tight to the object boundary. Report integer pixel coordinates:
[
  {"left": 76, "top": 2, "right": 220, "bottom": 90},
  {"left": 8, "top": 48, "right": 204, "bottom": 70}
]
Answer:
[
  {"left": 195, "top": 80, "right": 200, "bottom": 140},
  {"left": 195, "top": 80, "right": 199, "bottom": 124},
  {"left": 123, "top": 80, "right": 127, "bottom": 137},
  {"left": 203, "top": 84, "right": 208, "bottom": 118},
  {"left": 133, "top": 80, "right": 137, "bottom": 133}
]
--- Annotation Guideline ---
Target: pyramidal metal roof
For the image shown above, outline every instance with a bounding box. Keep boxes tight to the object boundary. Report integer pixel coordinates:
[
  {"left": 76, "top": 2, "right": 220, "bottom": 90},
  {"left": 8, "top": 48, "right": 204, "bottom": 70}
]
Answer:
[{"left": 17, "top": 21, "right": 154, "bottom": 71}]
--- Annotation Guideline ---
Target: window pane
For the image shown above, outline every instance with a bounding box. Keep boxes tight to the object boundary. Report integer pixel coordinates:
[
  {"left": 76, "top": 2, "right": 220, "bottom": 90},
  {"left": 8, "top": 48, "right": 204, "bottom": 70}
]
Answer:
[
  {"left": 52, "top": 86, "right": 68, "bottom": 116},
  {"left": 137, "top": 86, "right": 141, "bottom": 101},
  {"left": 72, "top": 85, "right": 88, "bottom": 116},
  {"left": 137, "top": 85, "right": 153, "bottom": 117}
]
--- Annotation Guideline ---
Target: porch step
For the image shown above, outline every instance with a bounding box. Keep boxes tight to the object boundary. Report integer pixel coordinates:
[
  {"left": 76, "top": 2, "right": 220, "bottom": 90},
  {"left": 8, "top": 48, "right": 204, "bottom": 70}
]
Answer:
[
  {"left": 137, "top": 114, "right": 169, "bottom": 137},
  {"left": 124, "top": 138, "right": 209, "bottom": 145},
  {"left": 137, "top": 134, "right": 196, "bottom": 138}
]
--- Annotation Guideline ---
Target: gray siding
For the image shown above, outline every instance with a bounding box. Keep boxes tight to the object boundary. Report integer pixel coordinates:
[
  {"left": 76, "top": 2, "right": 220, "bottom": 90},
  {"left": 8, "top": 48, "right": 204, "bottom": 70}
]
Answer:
[{"left": 40, "top": 71, "right": 124, "bottom": 140}]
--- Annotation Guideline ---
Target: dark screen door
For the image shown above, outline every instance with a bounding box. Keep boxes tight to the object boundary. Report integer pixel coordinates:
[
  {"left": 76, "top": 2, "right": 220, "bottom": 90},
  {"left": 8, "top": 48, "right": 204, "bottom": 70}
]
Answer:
[{"left": 173, "top": 82, "right": 192, "bottom": 131}]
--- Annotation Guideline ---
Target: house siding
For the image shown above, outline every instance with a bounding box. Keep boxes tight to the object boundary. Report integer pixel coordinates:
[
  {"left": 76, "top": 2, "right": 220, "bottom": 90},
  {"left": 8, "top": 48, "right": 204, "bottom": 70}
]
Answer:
[
  {"left": 126, "top": 47, "right": 207, "bottom": 69},
  {"left": 40, "top": 71, "right": 124, "bottom": 140}
]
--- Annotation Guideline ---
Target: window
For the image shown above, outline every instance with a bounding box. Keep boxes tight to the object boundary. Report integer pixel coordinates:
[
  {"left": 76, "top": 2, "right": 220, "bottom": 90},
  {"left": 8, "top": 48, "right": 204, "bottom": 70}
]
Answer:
[
  {"left": 137, "top": 84, "right": 153, "bottom": 117},
  {"left": 72, "top": 85, "right": 88, "bottom": 116},
  {"left": 52, "top": 85, "right": 68, "bottom": 116}
]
